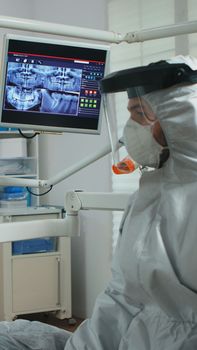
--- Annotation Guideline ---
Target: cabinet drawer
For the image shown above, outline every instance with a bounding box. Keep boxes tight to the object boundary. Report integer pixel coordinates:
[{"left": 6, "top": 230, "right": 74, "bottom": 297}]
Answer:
[{"left": 12, "top": 254, "right": 60, "bottom": 313}]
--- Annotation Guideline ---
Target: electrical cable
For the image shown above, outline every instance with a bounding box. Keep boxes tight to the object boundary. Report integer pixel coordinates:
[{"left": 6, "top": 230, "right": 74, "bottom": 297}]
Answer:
[
  {"left": 18, "top": 129, "right": 40, "bottom": 139},
  {"left": 26, "top": 185, "right": 53, "bottom": 196}
]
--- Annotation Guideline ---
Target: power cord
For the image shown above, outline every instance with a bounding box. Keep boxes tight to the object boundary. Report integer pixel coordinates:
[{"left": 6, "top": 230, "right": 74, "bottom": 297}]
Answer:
[
  {"left": 18, "top": 129, "right": 40, "bottom": 139},
  {"left": 18, "top": 129, "right": 52, "bottom": 196},
  {"left": 26, "top": 185, "right": 53, "bottom": 197}
]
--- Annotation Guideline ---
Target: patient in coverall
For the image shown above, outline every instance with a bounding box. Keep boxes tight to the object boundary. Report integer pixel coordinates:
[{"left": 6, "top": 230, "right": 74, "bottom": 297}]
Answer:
[{"left": 0, "top": 55, "right": 197, "bottom": 350}]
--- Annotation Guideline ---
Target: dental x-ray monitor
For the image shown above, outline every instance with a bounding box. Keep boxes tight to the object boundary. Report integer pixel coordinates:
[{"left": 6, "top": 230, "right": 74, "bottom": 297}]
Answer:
[{"left": 0, "top": 35, "right": 109, "bottom": 134}]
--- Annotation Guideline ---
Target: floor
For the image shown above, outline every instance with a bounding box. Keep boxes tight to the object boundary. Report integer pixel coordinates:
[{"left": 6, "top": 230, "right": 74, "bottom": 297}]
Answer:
[{"left": 19, "top": 312, "right": 84, "bottom": 333}]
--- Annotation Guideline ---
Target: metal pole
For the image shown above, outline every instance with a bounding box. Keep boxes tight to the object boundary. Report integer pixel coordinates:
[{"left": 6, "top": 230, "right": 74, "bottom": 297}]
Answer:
[
  {"left": 0, "top": 176, "right": 42, "bottom": 187},
  {"left": 0, "top": 15, "right": 123, "bottom": 43},
  {"left": 124, "top": 20, "right": 197, "bottom": 43}
]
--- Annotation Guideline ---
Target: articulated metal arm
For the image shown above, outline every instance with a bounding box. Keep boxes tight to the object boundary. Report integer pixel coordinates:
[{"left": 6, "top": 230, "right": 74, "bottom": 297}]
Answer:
[
  {"left": 0, "top": 143, "right": 113, "bottom": 188},
  {"left": 0, "top": 16, "right": 197, "bottom": 44},
  {"left": 65, "top": 191, "right": 130, "bottom": 212},
  {"left": 0, "top": 191, "right": 130, "bottom": 243},
  {"left": 0, "top": 217, "right": 77, "bottom": 243}
]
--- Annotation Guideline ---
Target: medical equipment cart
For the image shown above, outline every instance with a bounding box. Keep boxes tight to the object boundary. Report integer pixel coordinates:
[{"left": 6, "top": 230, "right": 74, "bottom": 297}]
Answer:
[{"left": 0, "top": 206, "right": 72, "bottom": 321}]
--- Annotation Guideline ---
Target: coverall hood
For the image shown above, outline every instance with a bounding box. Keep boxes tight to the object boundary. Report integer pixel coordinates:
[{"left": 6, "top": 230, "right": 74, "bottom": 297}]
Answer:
[{"left": 143, "top": 55, "right": 197, "bottom": 178}]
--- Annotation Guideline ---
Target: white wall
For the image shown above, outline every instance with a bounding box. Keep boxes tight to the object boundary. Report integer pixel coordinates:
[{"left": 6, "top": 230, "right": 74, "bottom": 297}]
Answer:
[
  {"left": 33, "top": 0, "right": 107, "bottom": 29},
  {"left": 0, "top": 0, "right": 34, "bottom": 18},
  {"left": 0, "top": 0, "right": 112, "bottom": 318}
]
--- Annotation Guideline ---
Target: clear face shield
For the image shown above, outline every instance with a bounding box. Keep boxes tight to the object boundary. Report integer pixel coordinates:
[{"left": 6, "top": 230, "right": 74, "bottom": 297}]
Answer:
[
  {"left": 103, "top": 91, "right": 138, "bottom": 174},
  {"left": 124, "top": 87, "right": 168, "bottom": 169},
  {"left": 103, "top": 87, "right": 168, "bottom": 172}
]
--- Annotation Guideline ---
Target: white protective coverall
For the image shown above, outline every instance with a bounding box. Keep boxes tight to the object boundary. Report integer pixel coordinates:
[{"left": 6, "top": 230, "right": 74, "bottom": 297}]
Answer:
[
  {"left": 64, "top": 55, "right": 197, "bottom": 349},
  {"left": 0, "top": 55, "right": 197, "bottom": 350}
]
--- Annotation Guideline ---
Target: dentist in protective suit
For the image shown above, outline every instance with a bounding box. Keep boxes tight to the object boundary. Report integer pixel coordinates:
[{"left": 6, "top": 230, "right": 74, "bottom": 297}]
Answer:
[
  {"left": 0, "top": 55, "right": 197, "bottom": 350},
  {"left": 64, "top": 55, "right": 197, "bottom": 349}
]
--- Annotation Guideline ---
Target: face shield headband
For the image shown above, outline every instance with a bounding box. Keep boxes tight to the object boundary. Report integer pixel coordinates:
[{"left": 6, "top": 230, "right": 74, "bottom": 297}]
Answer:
[{"left": 99, "top": 60, "right": 197, "bottom": 95}]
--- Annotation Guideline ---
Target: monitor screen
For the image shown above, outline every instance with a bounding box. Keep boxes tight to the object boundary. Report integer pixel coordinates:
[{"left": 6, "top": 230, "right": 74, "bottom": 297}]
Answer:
[{"left": 0, "top": 35, "right": 109, "bottom": 133}]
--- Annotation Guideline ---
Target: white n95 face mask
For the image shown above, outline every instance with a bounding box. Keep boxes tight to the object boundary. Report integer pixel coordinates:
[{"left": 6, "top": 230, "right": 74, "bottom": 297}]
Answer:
[{"left": 123, "top": 118, "right": 164, "bottom": 168}]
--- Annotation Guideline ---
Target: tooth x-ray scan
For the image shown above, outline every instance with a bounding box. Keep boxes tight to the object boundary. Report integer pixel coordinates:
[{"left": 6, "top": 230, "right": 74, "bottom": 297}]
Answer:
[
  {"left": 0, "top": 35, "right": 109, "bottom": 133},
  {"left": 6, "top": 63, "right": 82, "bottom": 115}
]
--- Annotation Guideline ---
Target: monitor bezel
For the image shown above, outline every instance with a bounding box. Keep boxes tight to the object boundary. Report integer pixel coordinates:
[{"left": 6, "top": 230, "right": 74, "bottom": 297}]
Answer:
[{"left": 0, "top": 34, "right": 110, "bottom": 134}]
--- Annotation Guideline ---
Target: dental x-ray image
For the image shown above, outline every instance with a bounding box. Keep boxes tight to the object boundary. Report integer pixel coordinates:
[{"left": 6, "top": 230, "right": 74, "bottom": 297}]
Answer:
[
  {"left": 5, "top": 63, "right": 82, "bottom": 115},
  {"left": 41, "top": 66, "right": 82, "bottom": 114}
]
